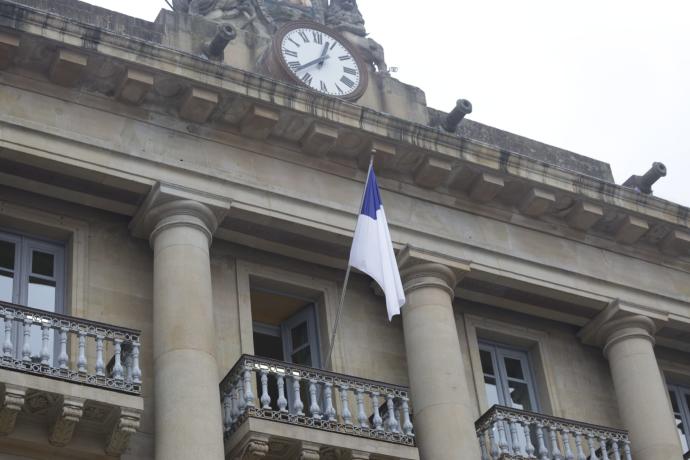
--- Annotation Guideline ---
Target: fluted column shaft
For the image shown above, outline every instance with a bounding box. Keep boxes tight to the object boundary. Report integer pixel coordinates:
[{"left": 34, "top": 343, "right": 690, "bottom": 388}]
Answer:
[
  {"left": 401, "top": 263, "right": 480, "bottom": 460},
  {"left": 149, "top": 201, "right": 224, "bottom": 460},
  {"left": 601, "top": 315, "right": 683, "bottom": 460}
]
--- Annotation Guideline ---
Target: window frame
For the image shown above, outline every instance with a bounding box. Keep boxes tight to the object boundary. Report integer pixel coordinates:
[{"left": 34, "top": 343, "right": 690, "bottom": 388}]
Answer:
[
  {"left": 478, "top": 340, "right": 541, "bottom": 413},
  {"left": 669, "top": 383, "right": 690, "bottom": 455}
]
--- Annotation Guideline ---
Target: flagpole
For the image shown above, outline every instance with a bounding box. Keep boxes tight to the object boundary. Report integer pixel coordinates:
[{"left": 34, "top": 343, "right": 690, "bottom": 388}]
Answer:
[{"left": 323, "top": 156, "right": 374, "bottom": 370}]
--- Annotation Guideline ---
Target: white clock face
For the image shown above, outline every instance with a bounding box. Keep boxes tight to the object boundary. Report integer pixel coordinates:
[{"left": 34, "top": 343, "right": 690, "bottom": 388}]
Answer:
[{"left": 280, "top": 28, "right": 362, "bottom": 97}]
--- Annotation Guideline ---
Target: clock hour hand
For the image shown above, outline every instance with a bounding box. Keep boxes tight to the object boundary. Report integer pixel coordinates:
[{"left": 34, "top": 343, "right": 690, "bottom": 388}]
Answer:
[{"left": 317, "top": 41, "right": 330, "bottom": 68}]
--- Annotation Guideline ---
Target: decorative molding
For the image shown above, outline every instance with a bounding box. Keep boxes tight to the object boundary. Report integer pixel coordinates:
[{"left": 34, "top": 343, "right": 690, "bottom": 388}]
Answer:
[
  {"left": 299, "top": 441, "right": 321, "bottom": 460},
  {"left": 49, "top": 397, "right": 84, "bottom": 447},
  {"left": 240, "top": 434, "right": 270, "bottom": 459},
  {"left": 105, "top": 408, "right": 142, "bottom": 456},
  {"left": 398, "top": 245, "right": 470, "bottom": 297},
  {"left": 0, "top": 385, "right": 26, "bottom": 436}
]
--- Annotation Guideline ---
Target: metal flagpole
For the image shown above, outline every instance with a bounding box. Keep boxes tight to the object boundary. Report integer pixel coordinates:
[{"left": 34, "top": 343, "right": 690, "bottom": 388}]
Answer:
[{"left": 323, "top": 155, "right": 374, "bottom": 370}]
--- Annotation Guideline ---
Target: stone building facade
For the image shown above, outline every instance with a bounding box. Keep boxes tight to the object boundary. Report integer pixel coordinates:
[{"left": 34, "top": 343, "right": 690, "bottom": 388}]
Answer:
[{"left": 0, "top": 1, "right": 689, "bottom": 459}]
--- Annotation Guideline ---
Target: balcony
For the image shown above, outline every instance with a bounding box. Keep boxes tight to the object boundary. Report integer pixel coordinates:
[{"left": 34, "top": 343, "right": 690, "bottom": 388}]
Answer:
[
  {"left": 220, "top": 355, "right": 419, "bottom": 459},
  {"left": 475, "top": 405, "right": 632, "bottom": 460},
  {"left": 0, "top": 301, "right": 143, "bottom": 457}
]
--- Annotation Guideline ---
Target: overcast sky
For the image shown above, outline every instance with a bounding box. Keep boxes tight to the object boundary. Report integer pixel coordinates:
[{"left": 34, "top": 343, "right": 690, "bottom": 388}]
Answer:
[{"left": 84, "top": 1, "right": 690, "bottom": 207}]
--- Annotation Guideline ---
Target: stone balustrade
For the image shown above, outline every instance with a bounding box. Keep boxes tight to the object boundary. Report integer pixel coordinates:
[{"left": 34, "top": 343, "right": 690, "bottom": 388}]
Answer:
[
  {"left": 475, "top": 405, "right": 631, "bottom": 460},
  {"left": 220, "top": 354, "right": 415, "bottom": 447},
  {"left": 0, "top": 300, "right": 141, "bottom": 395}
]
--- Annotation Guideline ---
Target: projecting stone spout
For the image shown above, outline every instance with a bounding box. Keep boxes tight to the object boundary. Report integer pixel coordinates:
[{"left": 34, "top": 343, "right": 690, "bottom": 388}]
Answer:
[
  {"left": 442, "top": 99, "right": 473, "bottom": 132},
  {"left": 204, "top": 23, "right": 237, "bottom": 60},
  {"left": 622, "top": 161, "right": 667, "bottom": 194}
]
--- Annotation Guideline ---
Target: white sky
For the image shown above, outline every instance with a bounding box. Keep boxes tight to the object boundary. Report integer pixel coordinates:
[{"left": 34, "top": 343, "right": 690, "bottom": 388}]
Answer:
[{"left": 84, "top": 0, "right": 690, "bottom": 207}]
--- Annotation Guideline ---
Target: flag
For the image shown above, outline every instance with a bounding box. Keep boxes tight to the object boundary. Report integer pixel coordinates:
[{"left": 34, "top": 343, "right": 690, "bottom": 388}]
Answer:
[{"left": 349, "top": 166, "right": 406, "bottom": 320}]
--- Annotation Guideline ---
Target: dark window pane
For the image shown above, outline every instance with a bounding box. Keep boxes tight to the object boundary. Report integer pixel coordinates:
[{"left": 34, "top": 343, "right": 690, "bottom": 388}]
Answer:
[
  {"left": 253, "top": 332, "right": 284, "bottom": 361},
  {"left": 0, "top": 270, "right": 13, "bottom": 302},
  {"left": 508, "top": 381, "right": 533, "bottom": 411},
  {"left": 0, "top": 241, "right": 14, "bottom": 271},
  {"left": 27, "top": 276, "right": 56, "bottom": 311},
  {"left": 292, "top": 346, "right": 312, "bottom": 366},
  {"left": 671, "top": 391, "right": 681, "bottom": 413},
  {"left": 484, "top": 376, "right": 500, "bottom": 406},
  {"left": 504, "top": 357, "right": 525, "bottom": 380},
  {"left": 291, "top": 322, "right": 309, "bottom": 349},
  {"left": 32, "top": 251, "right": 54, "bottom": 278},
  {"left": 480, "top": 350, "right": 495, "bottom": 376}
]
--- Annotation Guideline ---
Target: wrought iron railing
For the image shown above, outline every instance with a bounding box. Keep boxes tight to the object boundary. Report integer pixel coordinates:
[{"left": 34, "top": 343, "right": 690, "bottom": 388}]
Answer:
[
  {"left": 475, "top": 405, "right": 631, "bottom": 460},
  {"left": 220, "top": 354, "right": 415, "bottom": 446},
  {"left": 0, "top": 301, "right": 141, "bottom": 395}
]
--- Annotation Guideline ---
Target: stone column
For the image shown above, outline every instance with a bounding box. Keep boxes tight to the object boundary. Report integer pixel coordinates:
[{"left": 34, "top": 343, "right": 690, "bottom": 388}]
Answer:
[
  {"left": 600, "top": 315, "right": 683, "bottom": 460},
  {"left": 400, "top": 260, "right": 480, "bottom": 460},
  {"left": 148, "top": 200, "right": 225, "bottom": 460}
]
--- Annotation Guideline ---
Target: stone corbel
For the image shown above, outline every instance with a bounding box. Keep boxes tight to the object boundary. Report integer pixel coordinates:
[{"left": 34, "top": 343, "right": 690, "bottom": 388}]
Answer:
[
  {"left": 578, "top": 299, "right": 669, "bottom": 349},
  {"left": 298, "top": 441, "right": 321, "bottom": 460},
  {"left": 105, "top": 408, "right": 142, "bottom": 456},
  {"left": 239, "top": 433, "right": 270, "bottom": 459},
  {"left": 49, "top": 397, "right": 84, "bottom": 447},
  {"left": 0, "top": 385, "right": 26, "bottom": 436}
]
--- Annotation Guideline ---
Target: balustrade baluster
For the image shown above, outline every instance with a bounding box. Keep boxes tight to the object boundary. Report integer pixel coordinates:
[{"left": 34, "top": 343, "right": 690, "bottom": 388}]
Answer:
[
  {"left": 622, "top": 441, "right": 631, "bottom": 460},
  {"left": 385, "top": 395, "right": 400, "bottom": 433},
  {"left": 600, "top": 439, "right": 609, "bottom": 460},
  {"left": 3, "top": 313, "right": 13, "bottom": 357},
  {"left": 478, "top": 432, "right": 490, "bottom": 460},
  {"left": 551, "top": 427, "right": 563, "bottom": 460},
  {"left": 371, "top": 392, "right": 383, "bottom": 431},
  {"left": 58, "top": 328, "right": 69, "bottom": 371},
  {"left": 339, "top": 385, "right": 352, "bottom": 425},
  {"left": 524, "top": 422, "right": 535, "bottom": 458},
  {"left": 563, "top": 430, "right": 575, "bottom": 460},
  {"left": 356, "top": 389, "right": 368, "bottom": 427},
  {"left": 292, "top": 375, "right": 304, "bottom": 416},
  {"left": 237, "top": 379, "right": 246, "bottom": 414},
  {"left": 276, "top": 374, "right": 288, "bottom": 412},
  {"left": 95, "top": 335, "right": 105, "bottom": 376},
  {"left": 260, "top": 370, "right": 271, "bottom": 409},
  {"left": 488, "top": 426, "right": 500, "bottom": 459},
  {"left": 77, "top": 331, "right": 87, "bottom": 373},
  {"left": 611, "top": 441, "right": 621, "bottom": 460},
  {"left": 40, "top": 323, "right": 50, "bottom": 365},
  {"left": 587, "top": 434, "right": 599, "bottom": 460},
  {"left": 223, "top": 391, "right": 233, "bottom": 430},
  {"left": 124, "top": 350, "right": 133, "bottom": 383},
  {"left": 230, "top": 386, "right": 239, "bottom": 423},
  {"left": 132, "top": 342, "right": 142, "bottom": 384},
  {"left": 575, "top": 433, "right": 587, "bottom": 460},
  {"left": 497, "top": 417, "right": 511, "bottom": 455},
  {"left": 536, "top": 423, "right": 549, "bottom": 460},
  {"left": 22, "top": 317, "right": 31, "bottom": 362},
  {"left": 401, "top": 397, "right": 413, "bottom": 436},
  {"left": 323, "top": 382, "right": 336, "bottom": 421},
  {"left": 243, "top": 370, "right": 255, "bottom": 408},
  {"left": 510, "top": 421, "right": 522, "bottom": 455},
  {"left": 309, "top": 379, "right": 322, "bottom": 419}
]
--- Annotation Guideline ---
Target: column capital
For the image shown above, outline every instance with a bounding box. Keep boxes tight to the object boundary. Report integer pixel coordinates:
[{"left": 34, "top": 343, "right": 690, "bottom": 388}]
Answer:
[
  {"left": 397, "top": 245, "right": 470, "bottom": 296},
  {"left": 129, "top": 182, "right": 231, "bottom": 244},
  {"left": 578, "top": 299, "right": 668, "bottom": 353}
]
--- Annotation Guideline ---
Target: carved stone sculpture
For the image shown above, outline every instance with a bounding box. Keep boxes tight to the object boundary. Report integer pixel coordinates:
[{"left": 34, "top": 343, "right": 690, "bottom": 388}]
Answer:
[
  {"left": 325, "top": 0, "right": 387, "bottom": 73},
  {"left": 49, "top": 398, "right": 84, "bottom": 447},
  {"left": 105, "top": 408, "right": 142, "bottom": 456},
  {"left": 0, "top": 386, "right": 25, "bottom": 436}
]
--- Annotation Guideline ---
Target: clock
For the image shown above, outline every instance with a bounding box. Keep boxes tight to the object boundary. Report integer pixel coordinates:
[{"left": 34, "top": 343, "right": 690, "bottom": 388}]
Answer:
[{"left": 268, "top": 21, "right": 368, "bottom": 100}]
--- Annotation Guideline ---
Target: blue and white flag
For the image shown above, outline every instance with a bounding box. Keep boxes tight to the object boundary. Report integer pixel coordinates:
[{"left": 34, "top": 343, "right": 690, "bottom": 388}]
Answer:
[{"left": 349, "top": 167, "right": 406, "bottom": 320}]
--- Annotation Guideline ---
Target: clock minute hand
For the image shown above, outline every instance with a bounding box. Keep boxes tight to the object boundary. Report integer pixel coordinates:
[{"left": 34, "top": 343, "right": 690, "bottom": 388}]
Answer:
[{"left": 296, "top": 54, "right": 331, "bottom": 71}]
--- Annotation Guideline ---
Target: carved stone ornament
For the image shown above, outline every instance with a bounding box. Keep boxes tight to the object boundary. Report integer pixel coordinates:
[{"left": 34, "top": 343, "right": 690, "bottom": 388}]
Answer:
[
  {"left": 105, "top": 408, "right": 142, "bottom": 456},
  {"left": 0, "top": 386, "right": 26, "bottom": 436},
  {"left": 49, "top": 398, "right": 84, "bottom": 447},
  {"left": 241, "top": 437, "right": 270, "bottom": 459}
]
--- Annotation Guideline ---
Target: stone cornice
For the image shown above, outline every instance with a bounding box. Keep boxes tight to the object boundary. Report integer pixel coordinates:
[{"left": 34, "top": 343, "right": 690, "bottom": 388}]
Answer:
[{"left": 1, "top": 0, "right": 689, "bottom": 262}]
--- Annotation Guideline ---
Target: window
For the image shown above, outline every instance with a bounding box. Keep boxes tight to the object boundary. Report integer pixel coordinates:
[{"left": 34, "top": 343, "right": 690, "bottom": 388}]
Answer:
[
  {"left": 0, "top": 230, "right": 65, "bottom": 360},
  {"left": 668, "top": 384, "right": 690, "bottom": 457},
  {"left": 479, "top": 341, "right": 540, "bottom": 412}
]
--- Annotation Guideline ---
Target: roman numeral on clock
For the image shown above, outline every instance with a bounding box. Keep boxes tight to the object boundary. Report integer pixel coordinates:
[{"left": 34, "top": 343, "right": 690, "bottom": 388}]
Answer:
[
  {"left": 302, "top": 72, "right": 313, "bottom": 86},
  {"left": 287, "top": 38, "right": 300, "bottom": 48},
  {"left": 283, "top": 49, "right": 298, "bottom": 58},
  {"left": 298, "top": 31, "right": 310, "bottom": 43},
  {"left": 287, "top": 60, "right": 301, "bottom": 71},
  {"left": 320, "top": 81, "right": 328, "bottom": 92},
  {"left": 313, "top": 31, "right": 323, "bottom": 44},
  {"left": 339, "top": 55, "right": 351, "bottom": 61},
  {"left": 343, "top": 67, "right": 357, "bottom": 75},
  {"left": 340, "top": 76, "right": 355, "bottom": 88}
]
